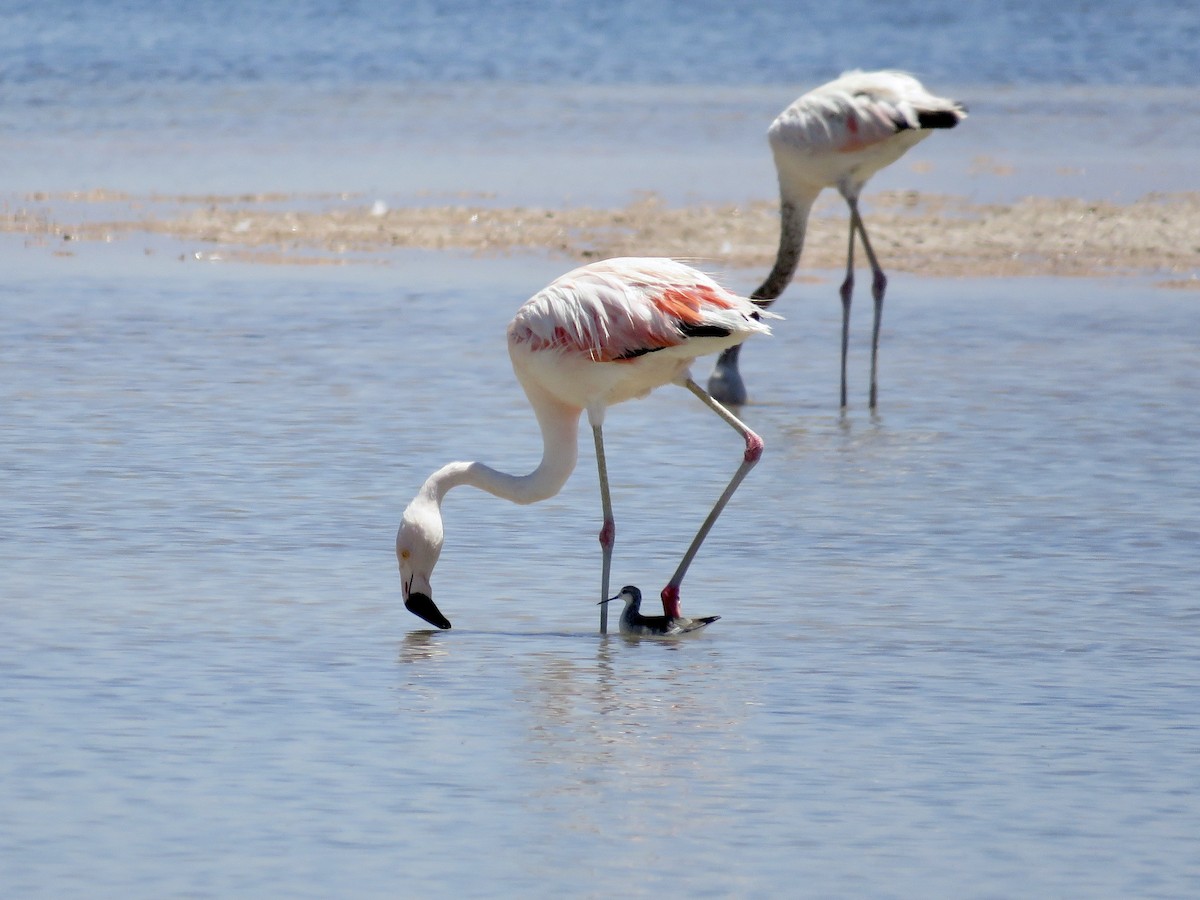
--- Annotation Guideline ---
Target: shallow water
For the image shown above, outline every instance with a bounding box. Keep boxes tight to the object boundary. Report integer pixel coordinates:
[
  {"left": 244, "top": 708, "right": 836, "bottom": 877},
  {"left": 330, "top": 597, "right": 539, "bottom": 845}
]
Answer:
[{"left": 2, "top": 247, "right": 1198, "bottom": 896}]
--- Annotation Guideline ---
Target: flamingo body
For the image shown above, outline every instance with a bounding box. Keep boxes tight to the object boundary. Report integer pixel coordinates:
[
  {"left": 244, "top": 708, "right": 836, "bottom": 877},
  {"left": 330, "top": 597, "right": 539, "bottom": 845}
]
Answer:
[
  {"left": 397, "top": 258, "right": 772, "bottom": 632},
  {"left": 708, "top": 70, "right": 966, "bottom": 409},
  {"left": 509, "top": 258, "right": 767, "bottom": 413},
  {"left": 767, "top": 70, "right": 961, "bottom": 199}
]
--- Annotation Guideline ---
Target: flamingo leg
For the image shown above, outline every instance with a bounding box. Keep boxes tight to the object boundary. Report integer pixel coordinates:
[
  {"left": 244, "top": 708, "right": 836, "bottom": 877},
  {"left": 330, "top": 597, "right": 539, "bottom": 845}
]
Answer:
[
  {"left": 846, "top": 196, "right": 887, "bottom": 410},
  {"left": 660, "top": 378, "right": 764, "bottom": 618},
  {"left": 592, "top": 423, "right": 615, "bottom": 634},
  {"left": 839, "top": 213, "right": 856, "bottom": 410}
]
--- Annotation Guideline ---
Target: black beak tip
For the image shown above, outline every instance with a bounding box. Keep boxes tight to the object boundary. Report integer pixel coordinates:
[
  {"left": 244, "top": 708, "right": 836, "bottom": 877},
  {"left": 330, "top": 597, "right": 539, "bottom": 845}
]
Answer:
[{"left": 405, "top": 592, "right": 452, "bottom": 630}]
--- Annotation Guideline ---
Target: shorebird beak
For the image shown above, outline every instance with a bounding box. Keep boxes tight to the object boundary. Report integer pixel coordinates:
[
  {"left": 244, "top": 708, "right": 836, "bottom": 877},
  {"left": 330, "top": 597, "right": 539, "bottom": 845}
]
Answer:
[
  {"left": 597, "top": 595, "right": 617, "bottom": 606},
  {"left": 405, "top": 591, "right": 452, "bottom": 630}
]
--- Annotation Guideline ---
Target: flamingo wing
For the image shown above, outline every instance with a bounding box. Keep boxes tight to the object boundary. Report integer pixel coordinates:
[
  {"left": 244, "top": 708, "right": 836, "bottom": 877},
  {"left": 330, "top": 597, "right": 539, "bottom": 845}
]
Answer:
[{"left": 508, "top": 258, "right": 771, "bottom": 363}]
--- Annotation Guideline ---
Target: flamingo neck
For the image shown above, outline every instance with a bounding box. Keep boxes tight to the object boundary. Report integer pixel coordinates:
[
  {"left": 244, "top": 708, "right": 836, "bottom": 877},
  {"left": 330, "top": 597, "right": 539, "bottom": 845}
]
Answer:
[
  {"left": 421, "top": 395, "right": 582, "bottom": 509},
  {"left": 753, "top": 194, "right": 816, "bottom": 303}
]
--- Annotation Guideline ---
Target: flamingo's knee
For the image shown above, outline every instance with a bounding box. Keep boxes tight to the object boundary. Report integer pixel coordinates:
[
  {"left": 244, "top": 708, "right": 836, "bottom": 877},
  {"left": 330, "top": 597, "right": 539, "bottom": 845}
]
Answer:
[
  {"left": 744, "top": 431, "right": 764, "bottom": 464},
  {"left": 599, "top": 518, "right": 615, "bottom": 549},
  {"left": 660, "top": 584, "right": 681, "bottom": 619}
]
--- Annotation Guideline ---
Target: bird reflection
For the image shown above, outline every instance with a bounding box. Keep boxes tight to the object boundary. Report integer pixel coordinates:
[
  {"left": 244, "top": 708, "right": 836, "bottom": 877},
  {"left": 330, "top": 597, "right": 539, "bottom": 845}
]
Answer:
[
  {"left": 517, "top": 637, "right": 739, "bottom": 773},
  {"left": 397, "top": 629, "right": 450, "bottom": 664},
  {"left": 390, "top": 625, "right": 752, "bottom": 849}
]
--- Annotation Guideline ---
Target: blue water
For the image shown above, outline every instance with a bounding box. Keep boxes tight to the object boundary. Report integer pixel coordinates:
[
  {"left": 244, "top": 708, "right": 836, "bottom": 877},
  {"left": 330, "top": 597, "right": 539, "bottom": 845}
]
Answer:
[
  {"left": 2, "top": 247, "right": 1199, "bottom": 896},
  {"left": 3, "top": 0, "right": 1198, "bottom": 89},
  {"left": 3, "top": 0, "right": 1200, "bottom": 200},
  {"left": 3, "top": 2, "right": 1200, "bottom": 896}
]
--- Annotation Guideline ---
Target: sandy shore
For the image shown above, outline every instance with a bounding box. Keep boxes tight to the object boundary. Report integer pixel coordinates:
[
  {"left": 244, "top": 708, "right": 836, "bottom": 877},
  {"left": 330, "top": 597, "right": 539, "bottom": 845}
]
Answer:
[{"left": 5, "top": 189, "right": 1199, "bottom": 286}]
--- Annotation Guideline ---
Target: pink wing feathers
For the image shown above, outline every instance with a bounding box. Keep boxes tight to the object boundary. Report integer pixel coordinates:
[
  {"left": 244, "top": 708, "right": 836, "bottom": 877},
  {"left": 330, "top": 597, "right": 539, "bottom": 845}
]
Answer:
[
  {"left": 770, "top": 70, "right": 966, "bottom": 156},
  {"left": 507, "top": 258, "right": 771, "bottom": 363}
]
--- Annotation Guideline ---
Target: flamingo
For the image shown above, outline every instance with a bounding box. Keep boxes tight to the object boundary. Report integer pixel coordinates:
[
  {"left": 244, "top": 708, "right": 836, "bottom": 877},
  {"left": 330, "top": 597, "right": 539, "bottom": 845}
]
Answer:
[
  {"left": 396, "top": 257, "right": 774, "bottom": 633},
  {"left": 707, "top": 69, "right": 967, "bottom": 409}
]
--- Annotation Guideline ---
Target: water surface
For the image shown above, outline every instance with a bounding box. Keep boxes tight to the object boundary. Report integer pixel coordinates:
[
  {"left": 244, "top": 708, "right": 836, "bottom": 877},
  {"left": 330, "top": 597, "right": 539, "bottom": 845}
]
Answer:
[{"left": 2, "top": 248, "right": 1198, "bottom": 895}]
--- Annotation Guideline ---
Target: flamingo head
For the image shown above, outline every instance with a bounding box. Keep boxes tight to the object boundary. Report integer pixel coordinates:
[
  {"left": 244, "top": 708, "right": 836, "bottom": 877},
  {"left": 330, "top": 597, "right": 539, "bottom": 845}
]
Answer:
[{"left": 396, "top": 498, "right": 452, "bottom": 630}]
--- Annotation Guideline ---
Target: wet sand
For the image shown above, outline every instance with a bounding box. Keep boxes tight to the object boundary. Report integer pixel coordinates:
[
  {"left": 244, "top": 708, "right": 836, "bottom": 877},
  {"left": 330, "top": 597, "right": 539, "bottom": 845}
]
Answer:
[{"left": 5, "top": 189, "right": 1199, "bottom": 286}]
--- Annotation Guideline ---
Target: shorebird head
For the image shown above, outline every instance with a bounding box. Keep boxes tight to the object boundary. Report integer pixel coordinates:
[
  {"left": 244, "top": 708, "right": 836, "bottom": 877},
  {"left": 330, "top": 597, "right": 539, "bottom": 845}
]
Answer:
[
  {"left": 598, "top": 585, "right": 642, "bottom": 610},
  {"left": 396, "top": 498, "right": 452, "bottom": 630}
]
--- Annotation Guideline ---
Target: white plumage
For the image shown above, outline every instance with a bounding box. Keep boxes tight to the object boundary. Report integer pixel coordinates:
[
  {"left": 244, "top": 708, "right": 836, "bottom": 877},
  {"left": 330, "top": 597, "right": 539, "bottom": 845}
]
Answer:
[{"left": 509, "top": 257, "right": 770, "bottom": 362}]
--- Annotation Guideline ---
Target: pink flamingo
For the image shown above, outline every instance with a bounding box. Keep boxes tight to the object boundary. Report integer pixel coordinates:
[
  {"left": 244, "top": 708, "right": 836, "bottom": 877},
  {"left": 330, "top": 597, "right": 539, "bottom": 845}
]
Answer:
[
  {"left": 396, "top": 257, "right": 773, "bottom": 633},
  {"left": 708, "top": 70, "right": 967, "bottom": 409}
]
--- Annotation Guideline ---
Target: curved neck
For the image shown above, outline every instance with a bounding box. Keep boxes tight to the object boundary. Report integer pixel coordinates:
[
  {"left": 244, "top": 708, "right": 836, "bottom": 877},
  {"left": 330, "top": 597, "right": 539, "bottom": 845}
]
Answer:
[
  {"left": 753, "top": 193, "right": 816, "bottom": 304},
  {"left": 421, "top": 393, "right": 581, "bottom": 509}
]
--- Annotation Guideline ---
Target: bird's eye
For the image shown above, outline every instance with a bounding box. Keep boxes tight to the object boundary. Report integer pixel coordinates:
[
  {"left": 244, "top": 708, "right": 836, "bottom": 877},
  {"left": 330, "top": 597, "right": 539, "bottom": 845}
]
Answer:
[{"left": 400, "top": 549, "right": 411, "bottom": 561}]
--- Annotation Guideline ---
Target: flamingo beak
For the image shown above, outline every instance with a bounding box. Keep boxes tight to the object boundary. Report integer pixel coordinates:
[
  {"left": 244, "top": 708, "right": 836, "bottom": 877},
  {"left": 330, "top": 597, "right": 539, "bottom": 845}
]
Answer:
[{"left": 405, "top": 592, "right": 452, "bottom": 630}]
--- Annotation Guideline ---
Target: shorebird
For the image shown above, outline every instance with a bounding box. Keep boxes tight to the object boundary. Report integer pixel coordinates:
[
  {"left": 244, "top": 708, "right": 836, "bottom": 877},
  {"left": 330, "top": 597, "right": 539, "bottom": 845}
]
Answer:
[
  {"left": 396, "top": 257, "right": 773, "bottom": 632},
  {"left": 598, "top": 585, "right": 720, "bottom": 636},
  {"left": 707, "top": 69, "right": 967, "bottom": 409}
]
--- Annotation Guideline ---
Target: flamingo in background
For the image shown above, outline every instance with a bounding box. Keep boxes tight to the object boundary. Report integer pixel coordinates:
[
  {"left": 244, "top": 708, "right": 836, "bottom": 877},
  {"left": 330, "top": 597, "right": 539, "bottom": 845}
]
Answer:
[
  {"left": 708, "top": 70, "right": 967, "bottom": 410},
  {"left": 396, "top": 257, "right": 773, "bottom": 633}
]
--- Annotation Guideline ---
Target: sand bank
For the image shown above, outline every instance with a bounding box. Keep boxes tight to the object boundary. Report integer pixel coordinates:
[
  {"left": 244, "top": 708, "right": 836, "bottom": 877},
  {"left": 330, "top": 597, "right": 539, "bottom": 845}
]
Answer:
[{"left": 5, "top": 189, "right": 1199, "bottom": 285}]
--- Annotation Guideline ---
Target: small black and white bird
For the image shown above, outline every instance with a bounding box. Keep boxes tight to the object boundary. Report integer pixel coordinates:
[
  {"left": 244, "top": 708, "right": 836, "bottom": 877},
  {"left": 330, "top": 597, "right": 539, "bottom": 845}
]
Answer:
[{"left": 598, "top": 585, "right": 720, "bottom": 637}]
